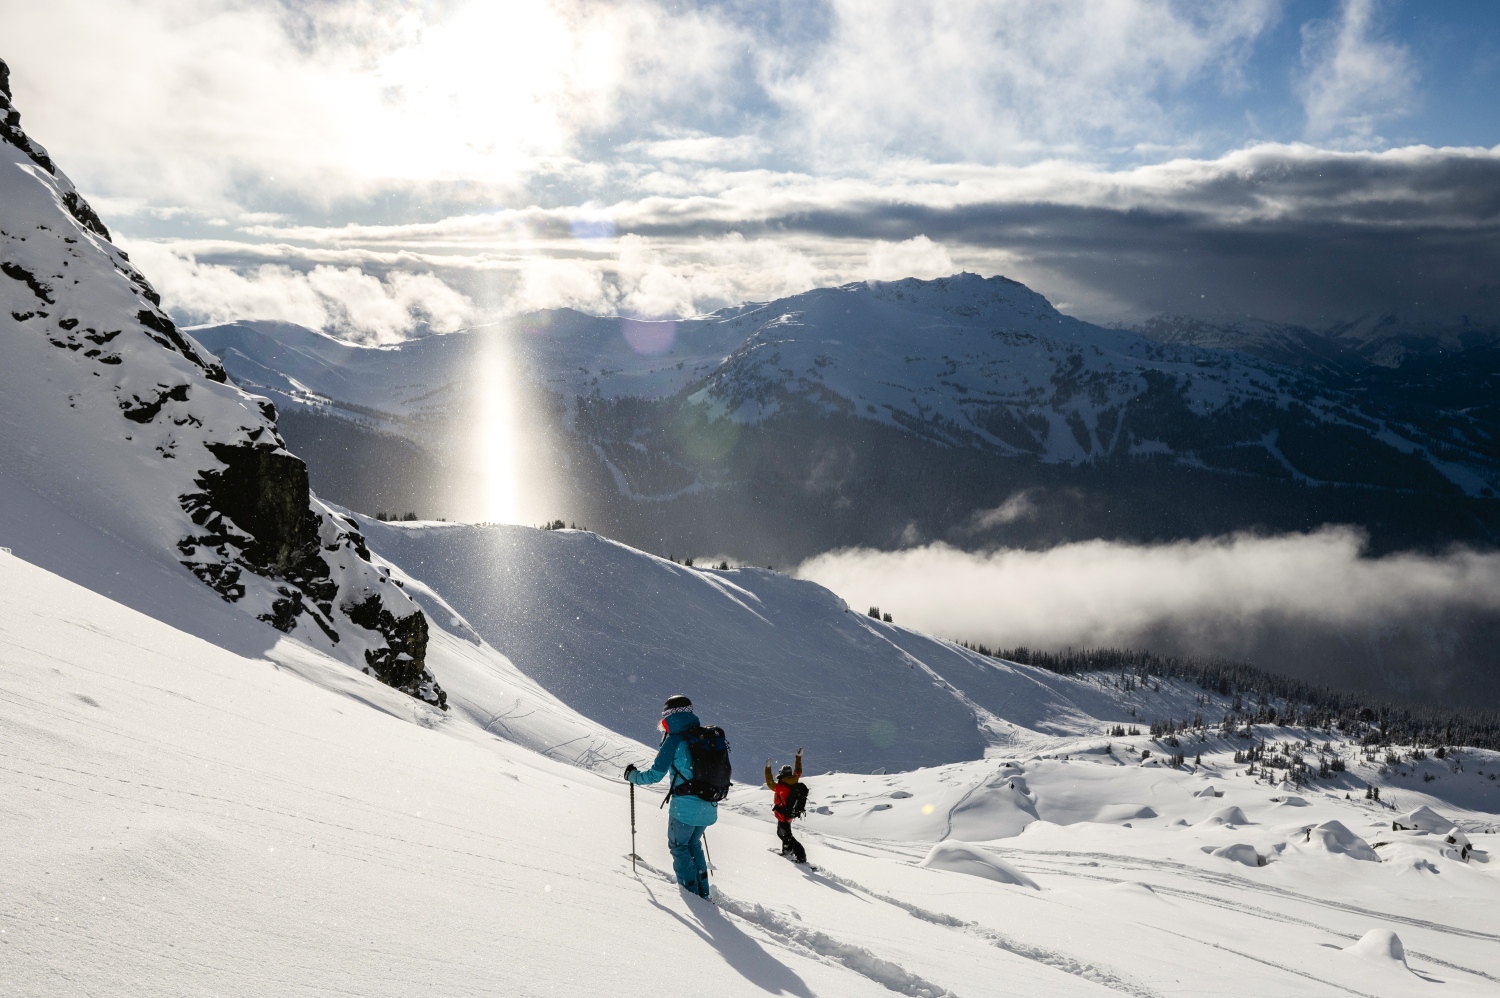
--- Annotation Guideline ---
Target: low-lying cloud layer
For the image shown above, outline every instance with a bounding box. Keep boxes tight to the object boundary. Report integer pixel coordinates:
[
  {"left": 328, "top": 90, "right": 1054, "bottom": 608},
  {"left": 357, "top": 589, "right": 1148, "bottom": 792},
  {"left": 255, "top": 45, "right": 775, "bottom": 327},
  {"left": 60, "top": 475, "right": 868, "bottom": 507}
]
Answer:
[
  {"left": 796, "top": 527, "right": 1500, "bottom": 702},
  {"left": 125, "top": 242, "right": 472, "bottom": 343}
]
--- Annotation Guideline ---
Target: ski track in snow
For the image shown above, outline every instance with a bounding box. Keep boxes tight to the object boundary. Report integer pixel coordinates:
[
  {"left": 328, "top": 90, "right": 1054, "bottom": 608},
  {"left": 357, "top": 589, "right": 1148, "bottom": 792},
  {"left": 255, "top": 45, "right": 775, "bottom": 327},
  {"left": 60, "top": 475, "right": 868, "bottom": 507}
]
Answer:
[
  {"left": 805, "top": 863, "right": 1162, "bottom": 998},
  {"left": 1006, "top": 853, "right": 1500, "bottom": 985},
  {"left": 630, "top": 856, "right": 961, "bottom": 998},
  {"left": 1167, "top": 933, "right": 1384, "bottom": 998},
  {"left": 997, "top": 847, "right": 1500, "bottom": 943},
  {"left": 817, "top": 829, "right": 1500, "bottom": 992}
]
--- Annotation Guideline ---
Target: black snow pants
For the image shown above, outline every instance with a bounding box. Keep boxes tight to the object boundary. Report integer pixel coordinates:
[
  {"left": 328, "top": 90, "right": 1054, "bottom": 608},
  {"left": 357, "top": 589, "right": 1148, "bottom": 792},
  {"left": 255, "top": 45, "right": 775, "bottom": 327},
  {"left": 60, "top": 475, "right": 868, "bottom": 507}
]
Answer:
[{"left": 776, "top": 820, "right": 806, "bottom": 863}]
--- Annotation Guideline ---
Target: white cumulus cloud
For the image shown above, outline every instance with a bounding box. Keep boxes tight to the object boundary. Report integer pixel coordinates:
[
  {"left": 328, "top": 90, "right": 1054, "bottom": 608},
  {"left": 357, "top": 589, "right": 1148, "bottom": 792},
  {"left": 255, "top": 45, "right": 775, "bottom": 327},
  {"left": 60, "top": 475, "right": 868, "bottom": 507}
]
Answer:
[
  {"left": 124, "top": 242, "right": 472, "bottom": 343},
  {"left": 865, "top": 236, "right": 955, "bottom": 282},
  {"left": 1298, "top": 0, "right": 1418, "bottom": 143}
]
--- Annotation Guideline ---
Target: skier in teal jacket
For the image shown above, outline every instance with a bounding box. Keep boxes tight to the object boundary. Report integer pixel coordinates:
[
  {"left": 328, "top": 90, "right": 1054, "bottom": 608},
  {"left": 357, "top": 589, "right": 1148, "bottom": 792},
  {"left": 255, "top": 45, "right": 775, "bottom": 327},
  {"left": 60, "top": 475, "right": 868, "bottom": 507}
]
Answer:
[{"left": 625, "top": 695, "right": 717, "bottom": 897}]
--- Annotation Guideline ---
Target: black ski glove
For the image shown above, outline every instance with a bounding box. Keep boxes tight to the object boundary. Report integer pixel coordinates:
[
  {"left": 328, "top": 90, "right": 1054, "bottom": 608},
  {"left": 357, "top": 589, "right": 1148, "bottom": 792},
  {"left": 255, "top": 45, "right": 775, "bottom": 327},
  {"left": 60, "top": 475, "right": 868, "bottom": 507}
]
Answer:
[{"left": 624, "top": 763, "right": 638, "bottom": 779}]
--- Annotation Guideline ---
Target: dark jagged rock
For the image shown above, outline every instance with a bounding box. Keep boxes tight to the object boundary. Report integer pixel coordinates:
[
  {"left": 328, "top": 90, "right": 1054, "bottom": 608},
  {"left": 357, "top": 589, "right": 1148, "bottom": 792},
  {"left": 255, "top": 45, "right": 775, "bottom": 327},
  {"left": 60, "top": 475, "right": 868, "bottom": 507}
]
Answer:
[
  {"left": 197, "top": 442, "right": 313, "bottom": 574},
  {"left": 137, "top": 308, "right": 226, "bottom": 382},
  {"left": 120, "top": 383, "right": 190, "bottom": 423},
  {"left": 344, "top": 593, "right": 444, "bottom": 708},
  {"left": 2, "top": 261, "right": 53, "bottom": 302},
  {"left": 61, "top": 190, "right": 110, "bottom": 240},
  {"left": 178, "top": 440, "right": 444, "bottom": 709}
]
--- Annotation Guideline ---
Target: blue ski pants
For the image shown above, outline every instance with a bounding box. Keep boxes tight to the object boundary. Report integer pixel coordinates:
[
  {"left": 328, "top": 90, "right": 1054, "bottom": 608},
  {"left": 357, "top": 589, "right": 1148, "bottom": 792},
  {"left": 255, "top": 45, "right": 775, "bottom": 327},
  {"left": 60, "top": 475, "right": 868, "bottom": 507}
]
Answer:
[{"left": 667, "top": 817, "right": 710, "bottom": 897}]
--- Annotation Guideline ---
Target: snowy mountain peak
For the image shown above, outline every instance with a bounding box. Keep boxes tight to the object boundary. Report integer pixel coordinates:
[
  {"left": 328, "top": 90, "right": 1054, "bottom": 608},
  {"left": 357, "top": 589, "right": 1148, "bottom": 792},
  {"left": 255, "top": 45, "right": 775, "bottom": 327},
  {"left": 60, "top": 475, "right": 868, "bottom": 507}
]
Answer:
[
  {"left": 858, "top": 271, "right": 1062, "bottom": 319},
  {"left": 0, "top": 62, "right": 444, "bottom": 708}
]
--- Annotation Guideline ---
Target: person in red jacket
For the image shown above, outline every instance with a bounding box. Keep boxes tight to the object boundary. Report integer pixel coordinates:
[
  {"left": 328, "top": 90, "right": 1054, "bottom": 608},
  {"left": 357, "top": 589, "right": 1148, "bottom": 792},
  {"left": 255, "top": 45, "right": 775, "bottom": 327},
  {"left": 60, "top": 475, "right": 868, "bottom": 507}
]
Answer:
[{"left": 764, "top": 748, "right": 807, "bottom": 864}]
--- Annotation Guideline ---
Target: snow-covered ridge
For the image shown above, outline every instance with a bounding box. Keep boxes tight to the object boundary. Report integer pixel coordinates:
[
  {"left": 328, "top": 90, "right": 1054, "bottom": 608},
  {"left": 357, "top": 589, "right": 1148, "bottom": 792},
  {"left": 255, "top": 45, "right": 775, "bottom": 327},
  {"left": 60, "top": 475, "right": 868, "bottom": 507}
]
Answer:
[
  {"left": 0, "top": 58, "right": 443, "bottom": 707},
  {"left": 352, "top": 517, "right": 1366, "bottom": 773},
  {"left": 193, "top": 272, "right": 1498, "bottom": 502}
]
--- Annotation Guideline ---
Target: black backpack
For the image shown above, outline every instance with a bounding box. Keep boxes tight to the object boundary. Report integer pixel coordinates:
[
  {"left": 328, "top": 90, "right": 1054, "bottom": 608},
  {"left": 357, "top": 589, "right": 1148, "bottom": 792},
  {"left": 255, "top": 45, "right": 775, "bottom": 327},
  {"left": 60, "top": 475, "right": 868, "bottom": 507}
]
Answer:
[
  {"left": 671, "top": 725, "right": 732, "bottom": 803},
  {"left": 786, "top": 781, "right": 810, "bottom": 820}
]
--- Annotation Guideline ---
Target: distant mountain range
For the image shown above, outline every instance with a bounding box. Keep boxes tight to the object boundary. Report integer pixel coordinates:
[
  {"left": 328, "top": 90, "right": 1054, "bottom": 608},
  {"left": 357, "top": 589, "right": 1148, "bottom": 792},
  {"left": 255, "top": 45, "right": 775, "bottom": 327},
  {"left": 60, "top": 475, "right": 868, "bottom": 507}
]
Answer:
[
  {"left": 192, "top": 275, "right": 1500, "bottom": 565},
  {"left": 1131, "top": 310, "right": 1500, "bottom": 371}
]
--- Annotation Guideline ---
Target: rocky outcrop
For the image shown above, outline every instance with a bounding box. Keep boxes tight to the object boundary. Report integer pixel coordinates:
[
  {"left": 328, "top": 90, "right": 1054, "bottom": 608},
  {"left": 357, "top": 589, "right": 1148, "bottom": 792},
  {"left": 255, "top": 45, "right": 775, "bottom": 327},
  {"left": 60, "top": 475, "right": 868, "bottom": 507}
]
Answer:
[{"left": 1, "top": 56, "right": 443, "bottom": 710}]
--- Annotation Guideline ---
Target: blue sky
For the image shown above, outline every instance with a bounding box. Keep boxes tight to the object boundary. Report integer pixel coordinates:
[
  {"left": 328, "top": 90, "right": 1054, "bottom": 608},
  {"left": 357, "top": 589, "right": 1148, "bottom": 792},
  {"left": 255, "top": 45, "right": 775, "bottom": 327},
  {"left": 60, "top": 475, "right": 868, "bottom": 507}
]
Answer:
[{"left": 2, "top": 0, "right": 1497, "bottom": 338}]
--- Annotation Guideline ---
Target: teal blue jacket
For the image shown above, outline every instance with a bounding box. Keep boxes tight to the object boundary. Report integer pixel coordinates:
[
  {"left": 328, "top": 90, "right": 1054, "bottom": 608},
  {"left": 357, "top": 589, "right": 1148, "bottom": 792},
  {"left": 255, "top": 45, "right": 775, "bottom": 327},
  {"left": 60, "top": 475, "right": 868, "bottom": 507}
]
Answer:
[{"left": 628, "top": 711, "right": 719, "bottom": 827}]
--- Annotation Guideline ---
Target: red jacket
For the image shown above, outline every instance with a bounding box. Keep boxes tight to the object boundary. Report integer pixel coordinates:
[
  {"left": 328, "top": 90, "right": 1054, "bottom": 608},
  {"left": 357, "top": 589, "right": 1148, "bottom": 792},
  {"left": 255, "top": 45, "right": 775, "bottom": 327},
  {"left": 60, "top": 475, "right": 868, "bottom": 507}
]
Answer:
[{"left": 764, "top": 752, "right": 803, "bottom": 822}]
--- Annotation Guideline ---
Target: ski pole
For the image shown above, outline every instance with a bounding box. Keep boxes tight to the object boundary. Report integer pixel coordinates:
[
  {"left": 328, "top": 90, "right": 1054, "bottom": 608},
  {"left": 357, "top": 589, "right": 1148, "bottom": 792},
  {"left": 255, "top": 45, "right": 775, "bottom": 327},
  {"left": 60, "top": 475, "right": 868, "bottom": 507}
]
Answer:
[
  {"left": 703, "top": 830, "right": 712, "bottom": 870},
  {"left": 629, "top": 782, "right": 638, "bottom": 874}
]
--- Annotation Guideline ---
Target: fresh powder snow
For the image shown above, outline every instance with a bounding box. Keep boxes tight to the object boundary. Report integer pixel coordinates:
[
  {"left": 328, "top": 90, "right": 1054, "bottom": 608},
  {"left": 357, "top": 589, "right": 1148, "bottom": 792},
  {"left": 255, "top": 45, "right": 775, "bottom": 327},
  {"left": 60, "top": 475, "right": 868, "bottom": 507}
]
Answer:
[{"left": 5, "top": 547, "right": 1500, "bottom": 996}]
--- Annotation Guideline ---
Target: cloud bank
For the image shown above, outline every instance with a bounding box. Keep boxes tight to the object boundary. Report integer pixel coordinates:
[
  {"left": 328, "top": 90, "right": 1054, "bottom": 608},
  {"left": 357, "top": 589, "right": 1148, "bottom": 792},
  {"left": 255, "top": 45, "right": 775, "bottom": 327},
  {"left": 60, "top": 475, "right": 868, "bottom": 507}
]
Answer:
[
  {"left": 5, "top": 0, "right": 1493, "bottom": 330},
  {"left": 795, "top": 528, "right": 1500, "bottom": 702},
  {"left": 141, "top": 139, "right": 1500, "bottom": 327},
  {"left": 125, "top": 242, "right": 472, "bottom": 343}
]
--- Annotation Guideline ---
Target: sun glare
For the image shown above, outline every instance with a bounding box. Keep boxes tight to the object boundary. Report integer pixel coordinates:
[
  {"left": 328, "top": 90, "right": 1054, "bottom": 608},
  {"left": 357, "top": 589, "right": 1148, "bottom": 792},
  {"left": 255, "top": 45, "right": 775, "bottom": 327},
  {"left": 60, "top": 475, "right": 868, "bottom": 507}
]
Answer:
[
  {"left": 351, "top": 0, "right": 616, "bottom": 184},
  {"left": 478, "top": 330, "right": 519, "bottom": 524}
]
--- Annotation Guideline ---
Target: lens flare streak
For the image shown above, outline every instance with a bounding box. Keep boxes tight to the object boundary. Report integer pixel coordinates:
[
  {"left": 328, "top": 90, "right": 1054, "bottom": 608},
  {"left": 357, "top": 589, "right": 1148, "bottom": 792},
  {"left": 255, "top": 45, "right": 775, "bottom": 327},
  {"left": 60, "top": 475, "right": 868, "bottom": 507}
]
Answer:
[{"left": 478, "top": 331, "right": 518, "bottom": 524}]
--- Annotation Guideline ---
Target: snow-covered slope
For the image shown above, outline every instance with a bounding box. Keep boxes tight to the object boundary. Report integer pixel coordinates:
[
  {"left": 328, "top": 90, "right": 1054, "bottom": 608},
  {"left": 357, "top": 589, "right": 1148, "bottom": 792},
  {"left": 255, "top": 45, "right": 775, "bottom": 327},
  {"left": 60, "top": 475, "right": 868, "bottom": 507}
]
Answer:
[
  {"left": 5, "top": 548, "right": 1498, "bottom": 997},
  {"left": 688, "top": 275, "right": 1285, "bottom": 458},
  {"left": 0, "top": 60, "right": 444, "bottom": 706},
  {"left": 353, "top": 516, "right": 1324, "bottom": 774}
]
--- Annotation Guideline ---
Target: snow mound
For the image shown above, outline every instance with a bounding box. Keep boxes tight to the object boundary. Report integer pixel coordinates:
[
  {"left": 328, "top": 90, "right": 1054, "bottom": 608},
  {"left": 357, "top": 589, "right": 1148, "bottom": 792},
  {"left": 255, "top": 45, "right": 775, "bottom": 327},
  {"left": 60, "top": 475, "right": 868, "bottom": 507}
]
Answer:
[
  {"left": 1305, "top": 820, "right": 1380, "bottom": 861},
  {"left": 1394, "top": 805, "right": 1456, "bottom": 835},
  {"left": 1108, "top": 882, "right": 1159, "bottom": 898},
  {"left": 1198, "top": 805, "right": 1249, "bottom": 826},
  {"left": 1209, "top": 843, "right": 1264, "bottom": 867},
  {"left": 1095, "top": 804, "right": 1157, "bottom": 822},
  {"left": 1388, "top": 806, "right": 1472, "bottom": 859},
  {"left": 1344, "top": 929, "right": 1410, "bottom": 970},
  {"left": 1274, "top": 795, "right": 1308, "bottom": 807},
  {"left": 948, "top": 772, "right": 1039, "bottom": 840},
  {"left": 1194, "top": 785, "right": 1223, "bottom": 798},
  {"left": 919, "top": 841, "right": 1039, "bottom": 888}
]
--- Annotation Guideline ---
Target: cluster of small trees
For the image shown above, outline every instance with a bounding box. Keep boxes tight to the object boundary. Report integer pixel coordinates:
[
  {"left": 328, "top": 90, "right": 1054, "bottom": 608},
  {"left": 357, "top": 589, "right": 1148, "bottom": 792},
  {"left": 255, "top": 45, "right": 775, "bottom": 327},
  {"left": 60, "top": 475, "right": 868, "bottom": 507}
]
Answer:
[
  {"left": 959, "top": 642, "right": 1500, "bottom": 751},
  {"left": 868, "top": 606, "right": 894, "bottom": 623},
  {"left": 1228, "top": 738, "right": 1350, "bottom": 785},
  {"left": 375, "top": 511, "right": 420, "bottom": 521}
]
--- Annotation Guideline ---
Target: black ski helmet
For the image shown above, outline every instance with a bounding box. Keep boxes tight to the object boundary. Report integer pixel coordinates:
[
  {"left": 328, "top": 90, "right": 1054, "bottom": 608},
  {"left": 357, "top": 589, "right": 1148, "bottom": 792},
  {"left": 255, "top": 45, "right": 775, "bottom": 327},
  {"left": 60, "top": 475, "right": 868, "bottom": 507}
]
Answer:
[{"left": 663, "top": 695, "right": 693, "bottom": 714}]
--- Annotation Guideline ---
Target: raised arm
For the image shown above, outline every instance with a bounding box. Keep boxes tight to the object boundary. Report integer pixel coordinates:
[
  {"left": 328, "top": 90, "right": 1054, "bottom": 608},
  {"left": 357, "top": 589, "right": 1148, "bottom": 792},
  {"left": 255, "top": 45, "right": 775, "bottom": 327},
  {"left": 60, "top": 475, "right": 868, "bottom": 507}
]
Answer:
[
  {"left": 764, "top": 758, "right": 775, "bottom": 791},
  {"left": 793, "top": 747, "right": 803, "bottom": 779}
]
